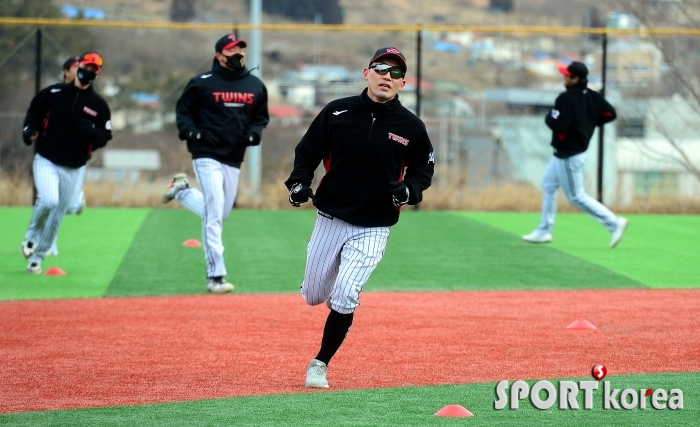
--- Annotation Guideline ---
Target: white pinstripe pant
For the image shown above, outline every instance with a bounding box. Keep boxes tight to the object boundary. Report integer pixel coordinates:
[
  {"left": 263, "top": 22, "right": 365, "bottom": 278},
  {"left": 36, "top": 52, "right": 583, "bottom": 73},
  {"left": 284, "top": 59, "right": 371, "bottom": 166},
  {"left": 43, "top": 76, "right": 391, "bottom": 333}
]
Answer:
[
  {"left": 302, "top": 212, "right": 390, "bottom": 314},
  {"left": 175, "top": 158, "right": 240, "bottom": 278},
  {"left": 536, "top": 153, "right": 620, "bottom": 234},
  {"left": 25, "top": 180, "right": 85, "bottom": 252},
  {"left": 25, "top": 154, "right": 85, "bottom": 262}
]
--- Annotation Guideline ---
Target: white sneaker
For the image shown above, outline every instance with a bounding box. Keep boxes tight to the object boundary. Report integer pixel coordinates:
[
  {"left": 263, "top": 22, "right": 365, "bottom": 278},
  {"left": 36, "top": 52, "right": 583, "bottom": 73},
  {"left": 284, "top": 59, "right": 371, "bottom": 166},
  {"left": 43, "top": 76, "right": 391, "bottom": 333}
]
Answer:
[
  {"left": 207, "top": 277, "right": 234, "bottom": 294},
  {"left": 27, "top": 261, "right": 42, "bottom": 274},
  {"left": 21, "top": 241, "right": 35, "bottom": 259},
  {"left": 161, "top": 173, "right": 189, "bottom": 204},
  {"left": 305, "top": 359, "right": 329, "bottom": 388},
  {"left": 610, "top": 217, "right": 629, "bottom": 248},
  {"left": 522, "top": 231, "right": 552, "bottom": 244}
]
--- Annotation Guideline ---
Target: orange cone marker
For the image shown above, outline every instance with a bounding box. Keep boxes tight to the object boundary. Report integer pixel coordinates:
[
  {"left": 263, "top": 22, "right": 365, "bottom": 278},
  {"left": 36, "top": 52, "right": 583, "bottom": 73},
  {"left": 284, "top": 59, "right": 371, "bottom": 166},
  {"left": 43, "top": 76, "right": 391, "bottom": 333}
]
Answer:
[
  {"left": 567, "top": 319, "right": 596, "bottom": 330},
  {"left": 44, "top": 267, "right": 66, "bottom": 276},
  {"left": 182, "top": 239, "right": 202, "bottom": 247},
  {"left": 434, "top": 404, "right": 473, "bottom": 417}
]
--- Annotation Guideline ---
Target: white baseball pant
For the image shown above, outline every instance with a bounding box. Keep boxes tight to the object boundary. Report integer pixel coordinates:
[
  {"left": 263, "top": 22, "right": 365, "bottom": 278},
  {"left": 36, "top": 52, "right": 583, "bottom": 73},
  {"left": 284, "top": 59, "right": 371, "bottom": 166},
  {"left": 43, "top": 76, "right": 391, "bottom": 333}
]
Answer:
[
  {"left": 25, "top": 173, "right": 85, "bottom": 254},
  {"left": 26, "top": 154, "right": 85, "bottom": 262},
  {"left": 536, "top": 152, "right": 620, "bottom": 234},
  {"left": 301, "top": 211, "right": 390, "bottom": 314},
  {"left": 175, "top": 158, "right": 240, "bottom": 278}
]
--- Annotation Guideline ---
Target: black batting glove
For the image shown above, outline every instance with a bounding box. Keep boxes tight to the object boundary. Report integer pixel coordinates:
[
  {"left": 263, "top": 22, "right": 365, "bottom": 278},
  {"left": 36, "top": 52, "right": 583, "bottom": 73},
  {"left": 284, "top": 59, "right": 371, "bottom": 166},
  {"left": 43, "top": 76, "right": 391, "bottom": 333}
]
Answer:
[
  {"left": 79, "top": 119, "right": 98, "bottom": 139},
  {"left": 187, "top": 130, "right": 212, "bottom": 144},
  {"left": 22, "top": 126, "right": 37, "bottom": 145},
  {"left": 388, "top": 181, "right": 409, "bottom": 207},
  {"left": 289, "top": 183, "right": 314, "bottom": 208}
]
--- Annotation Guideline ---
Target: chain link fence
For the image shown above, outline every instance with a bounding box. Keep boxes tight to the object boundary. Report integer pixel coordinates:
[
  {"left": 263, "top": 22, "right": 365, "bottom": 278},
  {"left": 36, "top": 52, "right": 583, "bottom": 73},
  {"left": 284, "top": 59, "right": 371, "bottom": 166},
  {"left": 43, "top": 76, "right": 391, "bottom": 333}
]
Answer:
[{"left": 1, "top": 18, "right": 699, "bottom": 211}]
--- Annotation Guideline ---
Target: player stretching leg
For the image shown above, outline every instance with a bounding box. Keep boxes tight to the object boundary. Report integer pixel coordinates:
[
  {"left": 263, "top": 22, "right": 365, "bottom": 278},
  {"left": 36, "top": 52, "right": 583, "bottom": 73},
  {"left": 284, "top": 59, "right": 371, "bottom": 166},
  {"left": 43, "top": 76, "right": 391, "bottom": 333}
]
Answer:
[
  {"left": 161, "top": 34, "right": 269, "bottom": 294},
  {"left": 286, "top": 48, "right": 434, "bottom": 388}
]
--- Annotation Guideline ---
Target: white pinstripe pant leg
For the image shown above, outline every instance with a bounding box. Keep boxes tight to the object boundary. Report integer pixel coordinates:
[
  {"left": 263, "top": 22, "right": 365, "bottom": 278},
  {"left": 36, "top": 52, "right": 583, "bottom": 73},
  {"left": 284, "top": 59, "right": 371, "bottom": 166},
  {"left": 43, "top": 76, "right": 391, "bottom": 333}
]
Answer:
[
  {"left": 25, "top": 154, "right": 59, "bottom": 244},
  {"left": 189, "top": 158, "right": 240, "bottom": 278},
  {"left": 175, "top": 162, "right": 239, "bottom": 221},
  {"left": 29, "top": 154, "right": 83, "bottom": 260},
  {"left": 301, "top": 213, "right": 390, "bottom": 314},
  {"left": 175, "top": 187, "right": 204, "bottom": 218},
  {"left": 49, "top": 166, "right": 86, "bottom": 252},
  {"left": 66, "top": 169, "right": 86, "bottom": 214},
  {"left": 301, "top": 214, "right": 346, "bottom": 306}
]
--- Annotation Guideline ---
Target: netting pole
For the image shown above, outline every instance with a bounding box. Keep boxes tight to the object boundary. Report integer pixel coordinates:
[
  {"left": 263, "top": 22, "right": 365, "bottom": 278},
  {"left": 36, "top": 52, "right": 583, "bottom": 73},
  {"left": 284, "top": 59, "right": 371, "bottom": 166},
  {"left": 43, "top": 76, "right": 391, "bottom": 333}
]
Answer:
[
  {"left": 32, "top": 27, "right": 42, "bottom": 204},
  {"left": 597, "top": 31, "right": 607, "bottom": 204},
  {"left": 247, "top": 0, "right": 262, "bottom": 199},
  {"left": 414, "top": 27, "right": 422, "bottom": 211}
]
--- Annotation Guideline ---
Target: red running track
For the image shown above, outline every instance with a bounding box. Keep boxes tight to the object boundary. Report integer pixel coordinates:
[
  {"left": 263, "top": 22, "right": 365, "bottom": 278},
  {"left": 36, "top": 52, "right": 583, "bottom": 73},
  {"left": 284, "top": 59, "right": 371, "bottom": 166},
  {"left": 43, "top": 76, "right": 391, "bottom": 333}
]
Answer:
[{"left": 1, "top": 289, "right": 699, "bottom": 413}]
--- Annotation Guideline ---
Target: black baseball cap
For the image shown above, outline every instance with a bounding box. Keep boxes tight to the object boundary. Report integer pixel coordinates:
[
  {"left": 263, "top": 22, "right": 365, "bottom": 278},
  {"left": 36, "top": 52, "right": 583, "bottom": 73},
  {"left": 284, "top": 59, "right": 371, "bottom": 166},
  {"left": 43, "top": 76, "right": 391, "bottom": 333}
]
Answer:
[
  {"left": 558, "top": 61, "right": 588, "bottom": 79},
  {"left": 63, "top": 56, "right": 79, "bottom": 70},
  {"left": 215, "top": 34, "right": 247, "bottom": 52},
  {"left": 369, "top": 47, "right": 407, "bottom": 73}
]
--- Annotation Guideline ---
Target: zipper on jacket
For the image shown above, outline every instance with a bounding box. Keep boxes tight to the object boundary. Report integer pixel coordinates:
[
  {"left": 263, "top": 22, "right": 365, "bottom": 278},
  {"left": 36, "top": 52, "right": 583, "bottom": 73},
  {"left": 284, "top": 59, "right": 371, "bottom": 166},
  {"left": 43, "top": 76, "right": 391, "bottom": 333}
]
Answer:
[{"left": 366, "top": 113, "right": 376, "bottom": 142}]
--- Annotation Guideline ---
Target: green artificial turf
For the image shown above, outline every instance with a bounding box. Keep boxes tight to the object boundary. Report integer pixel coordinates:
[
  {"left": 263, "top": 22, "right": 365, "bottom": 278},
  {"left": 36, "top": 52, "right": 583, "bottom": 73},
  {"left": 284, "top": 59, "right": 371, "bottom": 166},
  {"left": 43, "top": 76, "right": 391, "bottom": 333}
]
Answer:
[
  {"left": 369, "top": 211, "right": 643, "bottom": 291},
  {"left": 462, "top": 212, "right": 700, "bottom": 288},
  {"left": 105, "top": 210, "right": 642, "bottom": 297},
  {"left": 0, "top": 207, "right": 149, "bottom": 300},
  {"left": 105, "top": 209, "right": 313, "bottom": 296},
  {"left": 3, "top": 209, "right": 695, "bottom": 299},
  {"left": 2, "top": 372, "right": 696, "bottom": 427}
]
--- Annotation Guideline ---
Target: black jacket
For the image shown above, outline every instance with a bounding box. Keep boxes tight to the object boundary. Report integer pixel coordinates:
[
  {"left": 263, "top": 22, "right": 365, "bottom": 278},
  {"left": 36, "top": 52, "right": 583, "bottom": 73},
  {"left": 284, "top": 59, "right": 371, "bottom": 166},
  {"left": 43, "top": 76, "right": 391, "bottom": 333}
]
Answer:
[
  {"left": 176, "top": 60, "right": 269, "bottom": 168},
  {"left": 23, "top": 82, "right": 112, "bottom": 168},
  {"left": 545, "top": 81, "right": 616, "bottom": 158},
  {"left": 285, "top": 89, "right": 435, "bottom": 227}
]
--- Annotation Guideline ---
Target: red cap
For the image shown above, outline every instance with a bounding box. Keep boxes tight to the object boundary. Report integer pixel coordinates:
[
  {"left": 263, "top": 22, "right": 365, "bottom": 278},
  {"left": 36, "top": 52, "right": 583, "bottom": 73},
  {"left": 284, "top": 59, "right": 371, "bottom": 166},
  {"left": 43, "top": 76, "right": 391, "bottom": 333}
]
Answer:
[
  {"left": 558, "top": 61, "right": 588, "bottom": 78},
  {"left": 215, "top": 34, "right": 247, "bottom": 52},
  {"left": 79, "top": 52, "right": 103, "bottom": 71}
]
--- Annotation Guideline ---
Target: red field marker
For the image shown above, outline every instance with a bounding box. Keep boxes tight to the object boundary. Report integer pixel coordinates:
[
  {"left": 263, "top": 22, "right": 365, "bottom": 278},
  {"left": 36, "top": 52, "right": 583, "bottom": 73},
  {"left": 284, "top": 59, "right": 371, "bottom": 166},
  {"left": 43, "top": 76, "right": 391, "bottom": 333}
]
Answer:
[
  {"left": 434, "top": 404, "right": 473, "bottom": 417},
  {"left": 44, "top": 267, "right": 66, "bottom": 276},
  {"left": 567, "top": 319, "right": 596, "bottom": 330},
  {"left": 182, "top": 239, "right": 202, "bottom": 247}
]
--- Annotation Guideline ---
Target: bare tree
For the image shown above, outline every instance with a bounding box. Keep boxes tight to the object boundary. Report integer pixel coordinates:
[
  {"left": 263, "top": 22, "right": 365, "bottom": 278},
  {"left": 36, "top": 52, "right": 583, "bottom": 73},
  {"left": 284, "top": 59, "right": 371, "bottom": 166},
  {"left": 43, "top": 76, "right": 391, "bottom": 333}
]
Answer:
[{"left": 614, "top": 0, "right": 700, "bottom": 182}]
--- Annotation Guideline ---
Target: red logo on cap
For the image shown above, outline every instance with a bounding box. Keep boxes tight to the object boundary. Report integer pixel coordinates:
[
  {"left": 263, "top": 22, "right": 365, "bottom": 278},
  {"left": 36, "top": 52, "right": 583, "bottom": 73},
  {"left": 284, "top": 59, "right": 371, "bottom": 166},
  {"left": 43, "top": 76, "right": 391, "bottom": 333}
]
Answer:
[
  {"left": 228, "top": 35, "right": 237, "bottom": 41},
  {"left": 387, "top": 48, "right": 401, "bottom": 55}
]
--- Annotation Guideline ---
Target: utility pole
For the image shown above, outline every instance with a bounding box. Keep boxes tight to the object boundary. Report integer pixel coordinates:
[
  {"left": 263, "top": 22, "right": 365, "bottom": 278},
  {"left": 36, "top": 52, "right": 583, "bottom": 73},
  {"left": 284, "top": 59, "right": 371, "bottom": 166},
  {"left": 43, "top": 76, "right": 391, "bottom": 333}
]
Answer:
[{"left": 247, "top": 0, "right": 262, "bottom": 196}]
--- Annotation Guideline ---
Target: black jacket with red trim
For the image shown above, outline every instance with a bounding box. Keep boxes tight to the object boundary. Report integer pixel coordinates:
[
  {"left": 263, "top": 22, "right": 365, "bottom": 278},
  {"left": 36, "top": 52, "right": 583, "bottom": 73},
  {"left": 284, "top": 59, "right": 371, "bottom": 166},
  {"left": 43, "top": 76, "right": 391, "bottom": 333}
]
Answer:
[
  {"left": 23, "top": 82, "right": 112, "bottom": 168},
  {"left": 545, "top": 81, "right": 616, "bottom": 159},
  {"left": 176, "top": 60, "right": 269, "bottom": 168},
  {"left": 285, "top": 88, "right": 435, "bottom": 227}
]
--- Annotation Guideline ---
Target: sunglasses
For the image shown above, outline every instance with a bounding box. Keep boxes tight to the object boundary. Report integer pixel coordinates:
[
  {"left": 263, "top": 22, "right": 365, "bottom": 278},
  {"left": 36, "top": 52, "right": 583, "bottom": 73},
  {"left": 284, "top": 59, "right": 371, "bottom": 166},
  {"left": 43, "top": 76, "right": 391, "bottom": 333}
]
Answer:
[
  {"left": 369, "top": 63, "right": 405, "bottom": 79},
  {"left": 80, "top": 52, "right": 103, "bottom": 69}
]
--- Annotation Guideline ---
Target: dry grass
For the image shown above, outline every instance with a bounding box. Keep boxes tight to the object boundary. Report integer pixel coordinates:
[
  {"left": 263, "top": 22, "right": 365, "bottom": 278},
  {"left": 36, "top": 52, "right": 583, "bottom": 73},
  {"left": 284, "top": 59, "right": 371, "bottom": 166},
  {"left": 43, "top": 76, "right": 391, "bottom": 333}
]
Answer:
[{"left": 2, "top": 174, "right": 699, "bottom": 214}]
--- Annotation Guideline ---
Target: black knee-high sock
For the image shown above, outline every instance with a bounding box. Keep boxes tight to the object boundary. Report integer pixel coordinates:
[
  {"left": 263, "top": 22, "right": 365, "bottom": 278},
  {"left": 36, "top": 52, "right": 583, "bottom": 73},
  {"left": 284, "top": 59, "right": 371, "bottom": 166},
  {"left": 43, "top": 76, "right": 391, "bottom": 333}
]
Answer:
[{"left": 315, "top": 309, "right": 354, "bottom": 365}]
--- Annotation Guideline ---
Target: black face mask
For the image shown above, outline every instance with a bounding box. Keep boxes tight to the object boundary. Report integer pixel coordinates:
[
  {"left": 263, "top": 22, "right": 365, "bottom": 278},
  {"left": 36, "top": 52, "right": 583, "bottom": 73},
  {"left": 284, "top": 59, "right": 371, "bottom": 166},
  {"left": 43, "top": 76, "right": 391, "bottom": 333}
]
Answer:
[
  {"left": 77, "top": 68, "right": 97, "bottom": 85},
  {"left": 224, "top": 53, "right": 245, "bottom": 70}
]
